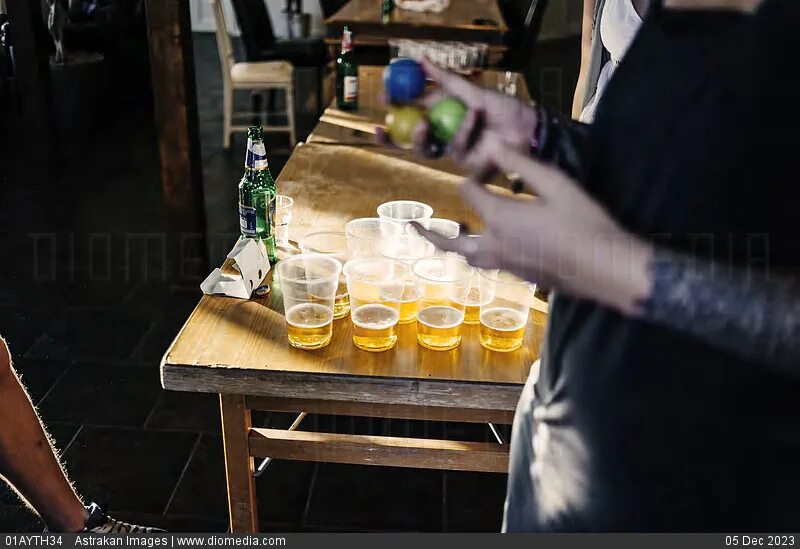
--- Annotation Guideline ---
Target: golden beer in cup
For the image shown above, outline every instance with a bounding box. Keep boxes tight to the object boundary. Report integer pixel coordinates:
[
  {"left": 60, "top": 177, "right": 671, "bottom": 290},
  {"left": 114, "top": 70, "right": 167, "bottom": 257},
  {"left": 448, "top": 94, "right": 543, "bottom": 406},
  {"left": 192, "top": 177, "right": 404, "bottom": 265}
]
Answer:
[
  {"left": 344, "top": 258, "right": 404, "bottom": 352},
  {"left": 412, "top": 257, "right": 470, "bottom": 351},
  {"left": 299, "top": 231, "right": 351, "bottom": 319},
  {"left": 478, "top": 271, "right": 534, "bottom": 353},
  {"left": 416, "top": 305, "right": 465, "bottom": 351},
  {"left": 376, "top": 235, "right": 434, "bottom": 324},
  {"left": 285, "top": 302, "right": 334, "bottom": 350},
  {"left": 351, "top": 304, "right": 400, "bottom": 352},
  {"left": 461, "top": 267, "right": 497, "bottom": 324},
  {"left": 479, "top": 307, "right": 528, "bottom": 352},
  {"left": 277, "top": 254, "right": 342, "bottom": 350}
]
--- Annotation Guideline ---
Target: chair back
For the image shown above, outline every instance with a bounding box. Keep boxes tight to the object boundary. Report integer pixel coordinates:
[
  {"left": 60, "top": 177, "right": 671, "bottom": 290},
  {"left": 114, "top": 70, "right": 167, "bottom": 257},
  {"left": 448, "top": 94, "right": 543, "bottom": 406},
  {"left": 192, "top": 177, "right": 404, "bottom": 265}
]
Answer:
[
  {"left": 210, "top": 0, "right": 235, "bottom": 79},
  {"left": 231, "top": 0, "right": 278, "bottom": 62}
]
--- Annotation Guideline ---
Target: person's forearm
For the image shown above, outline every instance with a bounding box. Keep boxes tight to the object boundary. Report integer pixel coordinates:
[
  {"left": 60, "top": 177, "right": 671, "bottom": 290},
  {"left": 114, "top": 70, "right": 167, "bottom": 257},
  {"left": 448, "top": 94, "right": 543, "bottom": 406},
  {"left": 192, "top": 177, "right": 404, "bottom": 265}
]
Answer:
[
  {"left": 594, "top": 242, "right": 800, "bottom": 368},
  {"left": 572, "top": 76, "right": 588, "bottom": 120}
]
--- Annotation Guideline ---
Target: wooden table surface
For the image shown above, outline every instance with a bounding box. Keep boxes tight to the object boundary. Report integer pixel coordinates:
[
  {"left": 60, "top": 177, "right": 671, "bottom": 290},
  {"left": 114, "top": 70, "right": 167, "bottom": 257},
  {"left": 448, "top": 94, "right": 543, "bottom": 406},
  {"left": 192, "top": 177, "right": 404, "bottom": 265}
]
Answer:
[
  {"left": 325, "top": 0, "right": 508, "bottom": 46},
  {"left": 163, "top": 140, "right": 546, "bottom": 408},
  {"left": 162, "top": 65, "right": 544, "bottom": 412}
]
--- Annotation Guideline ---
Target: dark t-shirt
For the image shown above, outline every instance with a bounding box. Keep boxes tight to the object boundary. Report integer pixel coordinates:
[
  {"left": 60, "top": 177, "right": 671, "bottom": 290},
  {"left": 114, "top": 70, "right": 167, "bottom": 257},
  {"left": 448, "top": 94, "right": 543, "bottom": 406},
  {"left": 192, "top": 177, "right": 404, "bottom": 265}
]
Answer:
[{"left": 535, "top": 0, "right": 800, "bottom": 531}]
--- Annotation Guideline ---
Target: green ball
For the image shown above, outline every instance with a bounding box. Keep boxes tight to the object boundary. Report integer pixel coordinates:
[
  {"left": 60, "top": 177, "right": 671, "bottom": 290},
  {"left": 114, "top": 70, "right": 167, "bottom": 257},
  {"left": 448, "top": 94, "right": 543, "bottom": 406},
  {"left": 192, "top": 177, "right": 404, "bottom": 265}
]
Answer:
[{"left": 428, "top": 97, "right": 468, "bottom": 143}]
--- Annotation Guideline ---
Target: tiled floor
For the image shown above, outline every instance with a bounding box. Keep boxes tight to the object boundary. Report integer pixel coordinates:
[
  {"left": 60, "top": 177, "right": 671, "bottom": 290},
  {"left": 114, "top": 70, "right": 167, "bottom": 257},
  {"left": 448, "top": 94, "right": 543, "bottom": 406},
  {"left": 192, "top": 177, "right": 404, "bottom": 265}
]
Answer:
[{"left": 0, "top": 31, "right": 511, "bottom": 533}]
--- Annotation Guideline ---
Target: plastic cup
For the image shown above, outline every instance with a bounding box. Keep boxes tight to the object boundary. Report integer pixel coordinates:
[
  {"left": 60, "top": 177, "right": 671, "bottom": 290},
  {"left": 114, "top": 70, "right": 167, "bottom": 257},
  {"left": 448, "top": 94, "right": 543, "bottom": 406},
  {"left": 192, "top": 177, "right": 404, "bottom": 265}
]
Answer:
[
  {"left": 462, "top": 267, "right": 498, "bottom": 324},
  {"left": 344, "top": 258, "right": 405, "bottom": 352},
  {"left": 478, "top": 271, "right": 534, "bottom": 352},
  {"left": 406, "top": 218, "right": 460, "bottom": 256},
  {"left": 276, "top": 254, "right": 342, "bottom": 350},
  {"left": 412, "top": 257, "right": 470, "bottom": 351},
  {"left": 345, "top": 217, "right": 391, "bottom": 258},
  {"left": 376, "top": 235, "right": 435, "bottom": 324},
  {"left": 272, "top": 195, "right": 294, "bottom": 247},
  {"left": 377, "top": 200, "right": 433, "bottom": 237},
  {"left": 298, "top": 231, "right": 350, "bottom": 319}
]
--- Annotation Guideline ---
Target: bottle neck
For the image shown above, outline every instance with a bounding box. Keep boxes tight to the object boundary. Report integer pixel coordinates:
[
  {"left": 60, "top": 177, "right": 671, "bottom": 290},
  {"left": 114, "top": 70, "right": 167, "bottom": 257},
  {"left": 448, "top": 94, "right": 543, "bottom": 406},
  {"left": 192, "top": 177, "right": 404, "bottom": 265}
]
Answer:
[
  {"left": 341, "top": 31, "right": 353, "bottom": 54},
  {"left": 245, "top": 137, "right": 269, "bottom": 171}
]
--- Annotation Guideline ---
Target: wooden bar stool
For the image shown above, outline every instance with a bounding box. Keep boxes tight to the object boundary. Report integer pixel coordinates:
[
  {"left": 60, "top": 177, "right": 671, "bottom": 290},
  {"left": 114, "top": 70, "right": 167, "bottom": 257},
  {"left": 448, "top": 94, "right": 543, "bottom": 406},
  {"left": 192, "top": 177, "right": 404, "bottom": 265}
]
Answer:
[{"left": 210, "top": 0, "right": 297, "bottom": 149}]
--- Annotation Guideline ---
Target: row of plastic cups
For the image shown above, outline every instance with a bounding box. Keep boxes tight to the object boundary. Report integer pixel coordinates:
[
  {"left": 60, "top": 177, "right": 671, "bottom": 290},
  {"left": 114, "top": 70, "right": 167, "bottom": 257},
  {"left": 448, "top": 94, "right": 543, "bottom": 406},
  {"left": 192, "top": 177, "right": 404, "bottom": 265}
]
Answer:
[
  {"left": 276, "top": 253, "right": 535, "bottom": 354},
  {"left": 347, "top": 199, "right": 460, "bottom": 258},
  {"left": 346, "top": 217, "right": 459, "bottom": 257}
]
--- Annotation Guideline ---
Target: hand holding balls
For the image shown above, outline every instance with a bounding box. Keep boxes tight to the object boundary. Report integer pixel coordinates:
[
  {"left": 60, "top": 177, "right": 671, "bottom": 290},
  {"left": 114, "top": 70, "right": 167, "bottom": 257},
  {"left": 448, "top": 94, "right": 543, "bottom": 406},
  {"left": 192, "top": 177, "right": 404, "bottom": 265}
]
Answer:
[{"left": 383, "top": 58, "right": 467, "bottom": 149}]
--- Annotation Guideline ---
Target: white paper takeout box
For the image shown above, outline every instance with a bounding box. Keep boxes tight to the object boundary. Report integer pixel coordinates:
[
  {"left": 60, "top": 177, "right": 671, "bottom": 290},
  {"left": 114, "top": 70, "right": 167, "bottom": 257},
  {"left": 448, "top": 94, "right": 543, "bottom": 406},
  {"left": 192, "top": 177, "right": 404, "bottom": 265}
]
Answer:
[{"left": 200, "top": 238, "right": 271, "bottom": 299}]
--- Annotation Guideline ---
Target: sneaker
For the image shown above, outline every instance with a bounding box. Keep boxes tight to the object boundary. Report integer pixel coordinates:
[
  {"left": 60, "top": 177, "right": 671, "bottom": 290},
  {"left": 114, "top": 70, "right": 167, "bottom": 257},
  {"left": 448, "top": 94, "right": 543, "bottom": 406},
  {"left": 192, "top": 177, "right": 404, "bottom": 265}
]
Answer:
[{"left": 83, "top": 502, "right": 165, "bottom": 534}]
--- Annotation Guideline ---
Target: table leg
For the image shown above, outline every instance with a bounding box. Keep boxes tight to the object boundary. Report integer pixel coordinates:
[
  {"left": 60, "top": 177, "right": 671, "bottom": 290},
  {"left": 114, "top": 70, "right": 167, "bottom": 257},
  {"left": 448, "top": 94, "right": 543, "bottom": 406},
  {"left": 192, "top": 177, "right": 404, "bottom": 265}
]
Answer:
[{"left": 220, "top": 394, "right": 258, "bottom": 533}]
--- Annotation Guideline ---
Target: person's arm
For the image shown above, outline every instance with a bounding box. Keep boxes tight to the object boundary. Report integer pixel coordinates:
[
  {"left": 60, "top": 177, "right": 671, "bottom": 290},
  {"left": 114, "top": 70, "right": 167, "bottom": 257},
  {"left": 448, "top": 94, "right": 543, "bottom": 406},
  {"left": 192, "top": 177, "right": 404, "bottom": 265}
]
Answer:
[
  {"left": 572, "top": 0, "right": 598, "bottom": 119},
  {"left": 633, "top": 250, "right": 800, "bottom": 369},
  {"left": 412, "top": 145, "right": 800, "bottom": 370}
]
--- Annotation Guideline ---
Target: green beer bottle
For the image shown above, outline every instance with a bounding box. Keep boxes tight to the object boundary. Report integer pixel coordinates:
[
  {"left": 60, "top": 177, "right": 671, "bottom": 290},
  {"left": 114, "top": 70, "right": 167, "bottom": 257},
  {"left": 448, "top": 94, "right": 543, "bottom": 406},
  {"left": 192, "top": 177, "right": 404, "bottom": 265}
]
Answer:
[
  {"left": 335, "top": 26, "right": 358, "bottom": 111},
  {"left": 239, "top": 126, "right": 278, "bottom": 264},
  {"left": 381, "top": 0, "right": 394, "bottom": 23}
]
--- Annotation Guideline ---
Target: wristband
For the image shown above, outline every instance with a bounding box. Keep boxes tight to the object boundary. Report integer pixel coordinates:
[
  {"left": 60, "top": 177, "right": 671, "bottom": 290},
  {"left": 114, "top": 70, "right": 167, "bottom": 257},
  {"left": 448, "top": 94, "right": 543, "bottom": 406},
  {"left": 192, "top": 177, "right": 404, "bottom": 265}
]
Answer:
[{"left": 530, "top": 104, "right": 548, "bottom": 155}]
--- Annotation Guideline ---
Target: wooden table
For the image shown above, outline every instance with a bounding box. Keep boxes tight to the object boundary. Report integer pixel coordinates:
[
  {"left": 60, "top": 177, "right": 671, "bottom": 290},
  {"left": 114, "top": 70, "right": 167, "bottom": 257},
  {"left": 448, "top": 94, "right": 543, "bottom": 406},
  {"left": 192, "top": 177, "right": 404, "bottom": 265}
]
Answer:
[
  {"left": 325, "top": 0, "right": 508, "bottom": 48},
  {"left": 161, "top": 66, "right": 545, "bottom": 534}
]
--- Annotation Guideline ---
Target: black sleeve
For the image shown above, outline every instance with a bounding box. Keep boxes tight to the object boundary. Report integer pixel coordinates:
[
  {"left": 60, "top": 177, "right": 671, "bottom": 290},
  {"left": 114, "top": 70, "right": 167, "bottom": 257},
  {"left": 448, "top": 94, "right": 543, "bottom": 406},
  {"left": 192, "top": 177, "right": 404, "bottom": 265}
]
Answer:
[{"left": 535, "top": 107, "right": 593, "bottom": 183}]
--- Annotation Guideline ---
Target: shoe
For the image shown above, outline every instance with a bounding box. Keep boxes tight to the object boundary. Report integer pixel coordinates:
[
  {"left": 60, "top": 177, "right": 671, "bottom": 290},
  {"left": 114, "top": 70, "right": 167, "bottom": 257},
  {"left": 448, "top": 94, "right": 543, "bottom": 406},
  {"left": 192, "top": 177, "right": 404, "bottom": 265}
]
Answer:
[{"left": 83, "top": 502, "right": 165, "bottom": 534}]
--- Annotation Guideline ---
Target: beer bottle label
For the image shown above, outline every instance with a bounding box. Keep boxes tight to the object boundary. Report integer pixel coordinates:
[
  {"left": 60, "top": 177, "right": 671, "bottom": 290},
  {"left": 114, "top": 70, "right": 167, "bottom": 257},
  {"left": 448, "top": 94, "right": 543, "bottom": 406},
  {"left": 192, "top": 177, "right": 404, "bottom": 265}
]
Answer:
[
  {"left": 245, "top": 141, "right": 269, "bottom": 170},
  {"left": 344, "top": 76, "right": 358, "bottom": 102},
  {"left": 239, "top": 203, "right": 257, "bottom": 235}
]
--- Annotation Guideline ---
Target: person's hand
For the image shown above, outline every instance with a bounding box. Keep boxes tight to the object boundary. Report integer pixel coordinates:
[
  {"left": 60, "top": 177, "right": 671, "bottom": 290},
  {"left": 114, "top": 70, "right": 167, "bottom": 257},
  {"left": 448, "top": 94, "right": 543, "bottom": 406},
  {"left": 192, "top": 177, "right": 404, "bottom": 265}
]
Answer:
[
  {"left": 377, "top": 59, "right": 539, "bottom": 179},
  {"left": 410, "top": 145, "right": 654, "bottom": 315}
]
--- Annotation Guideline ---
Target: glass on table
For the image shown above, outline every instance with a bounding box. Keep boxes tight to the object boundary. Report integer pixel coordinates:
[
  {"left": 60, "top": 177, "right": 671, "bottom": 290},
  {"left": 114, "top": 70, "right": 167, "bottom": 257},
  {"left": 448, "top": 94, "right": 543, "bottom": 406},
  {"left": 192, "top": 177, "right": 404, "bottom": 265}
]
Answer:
[
  {"left": 498, "top": 71, "right": 519, "bottom": 96},
  {"left": 462, "top": 266, "right": 498, "bottom": 324},
  {"left": 376, "top": 234, "right": 435, "bottom": 324},
  {"left": 345, "top": 217, "right": 387, "bottom": 258},
  {"left": 412, "top": 256, "right": 470, "bottom": 351},
  {"left": 272, "top": 195, "right": 294, "bottom": 247},
  {"left": 343, "top": 258, "right": 404, "bottom": 352},
  {"left": 298, "top": 231, "right": 350, "bottom": 319},
  {"left": 276, "top": 254, "right": 342, "bottom": 350},
  {"left": 478, "top": 271, "right": 535, "bottom": 352},
  {"left": 377, "top": 200, "right": 433, "bottom": 237}
]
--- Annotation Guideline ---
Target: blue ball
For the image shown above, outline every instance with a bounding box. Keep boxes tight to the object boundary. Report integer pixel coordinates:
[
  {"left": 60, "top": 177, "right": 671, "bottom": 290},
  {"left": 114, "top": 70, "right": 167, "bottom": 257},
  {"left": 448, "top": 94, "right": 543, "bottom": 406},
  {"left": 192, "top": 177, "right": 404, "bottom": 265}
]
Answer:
[{"left": 383, "top": 58, "right": 426, "bottom": 105}]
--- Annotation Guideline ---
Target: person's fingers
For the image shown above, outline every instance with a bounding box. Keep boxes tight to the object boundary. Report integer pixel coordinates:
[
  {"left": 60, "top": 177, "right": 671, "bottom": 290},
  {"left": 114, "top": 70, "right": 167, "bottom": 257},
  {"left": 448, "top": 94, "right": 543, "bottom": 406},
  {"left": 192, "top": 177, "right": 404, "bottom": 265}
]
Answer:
[
  {"left": 411, "top": 118, "right": 429, "bottom": 150},
  {"left": 421, "top": 57, "right": 485, "bottom": 109},
  {"left": 461, "top": 133, "right": 504, "bottom": 183},
  {"left": 410, "top": 222, "right": 482, "bottom": 258},
  {"left": 419, "top": 89, "right": 447, "bottom": 109},
  {"left": 487, "top": 146, "right": 566, "bottom": 200},
  {"left": 375, "top": 126, "right": 392, "bottom": 146},
  {"left": 449, "top": 108, "right": 482, "bottom": 160},
  {"left": 410, "top": 118, "right": 444, "bottom": 158},
  {"left": 459, "top": 176, "right": 522, "bottom": 222}
]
